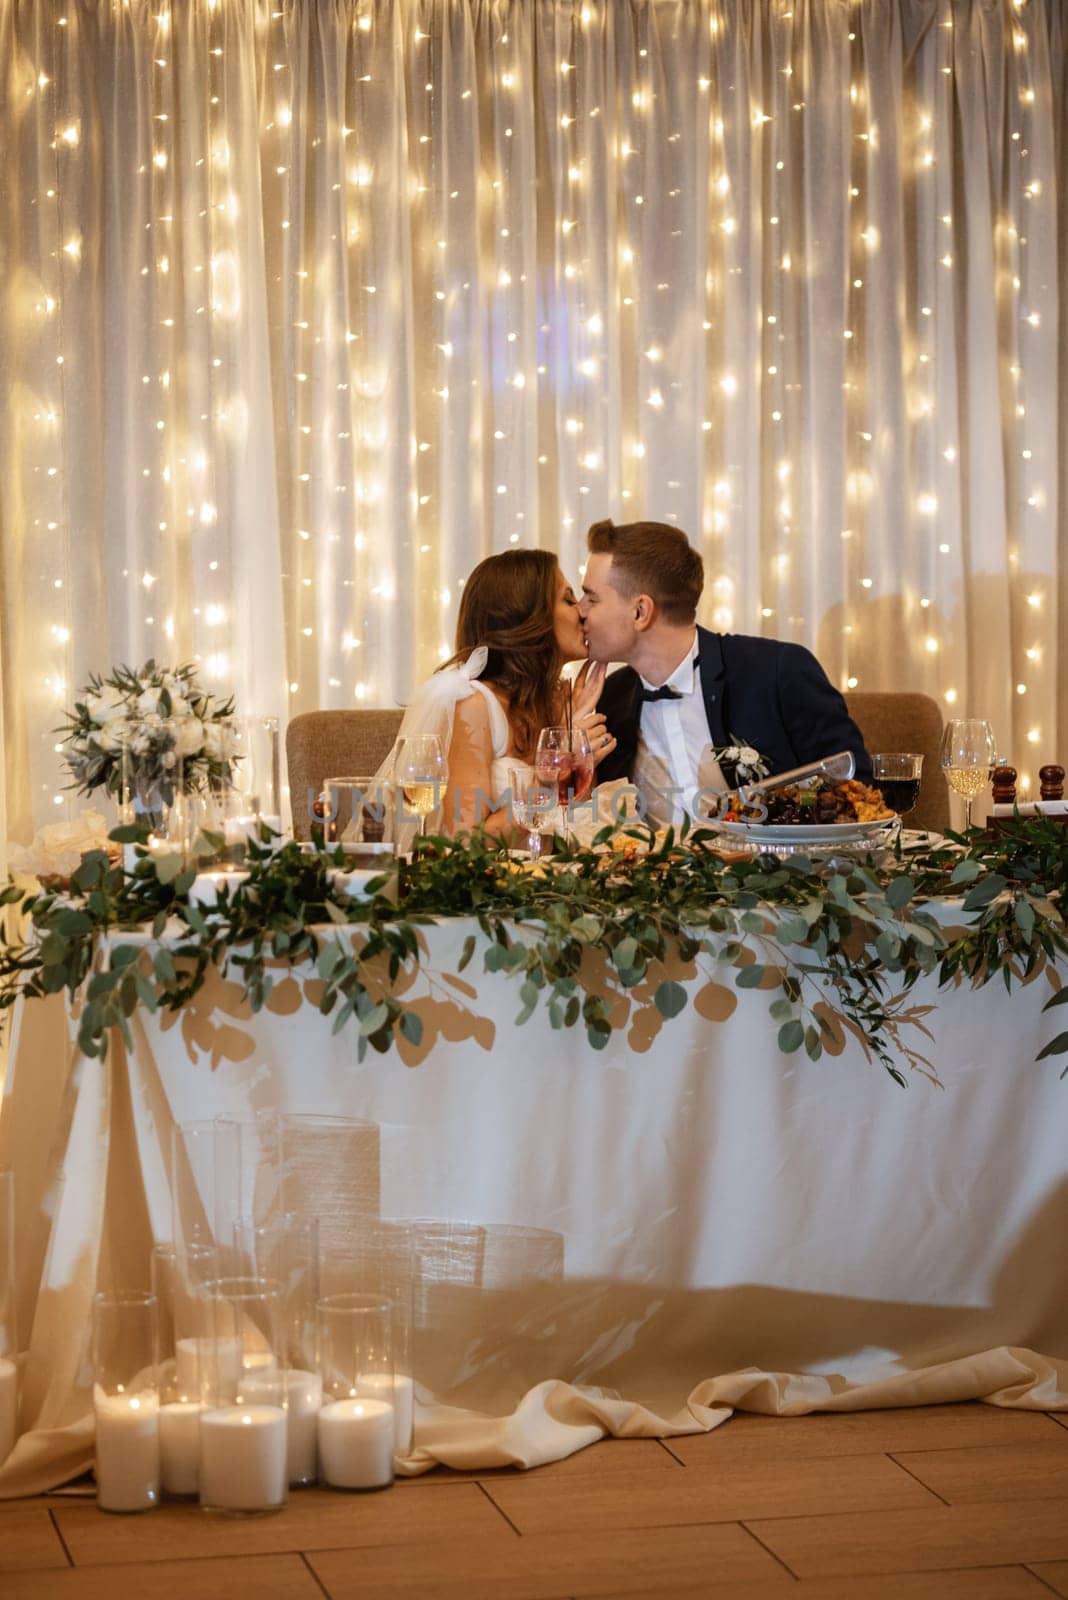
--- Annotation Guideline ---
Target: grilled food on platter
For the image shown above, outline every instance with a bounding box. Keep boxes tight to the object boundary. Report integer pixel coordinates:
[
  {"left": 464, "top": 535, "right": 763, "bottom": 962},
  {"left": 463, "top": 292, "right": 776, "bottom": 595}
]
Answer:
[{"left": 724, "top": 777, "right": 894, "bottom": 826}]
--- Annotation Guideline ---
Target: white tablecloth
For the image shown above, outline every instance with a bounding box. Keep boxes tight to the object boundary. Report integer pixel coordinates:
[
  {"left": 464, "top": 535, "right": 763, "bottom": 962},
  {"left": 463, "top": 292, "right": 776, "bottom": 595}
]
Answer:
[{"left": 1, "top": 916, "right": 1067, "bottom": 1495}]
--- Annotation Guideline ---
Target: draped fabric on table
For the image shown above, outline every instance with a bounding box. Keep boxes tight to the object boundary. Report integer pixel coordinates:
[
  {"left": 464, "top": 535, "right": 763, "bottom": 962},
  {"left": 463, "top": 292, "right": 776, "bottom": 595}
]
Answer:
[
  {"left": 0, "top": 0, "right": 1066, "bottom": 841},
  {"left": 0, "top": 918, "right": 1066, "bottom": 1496}
]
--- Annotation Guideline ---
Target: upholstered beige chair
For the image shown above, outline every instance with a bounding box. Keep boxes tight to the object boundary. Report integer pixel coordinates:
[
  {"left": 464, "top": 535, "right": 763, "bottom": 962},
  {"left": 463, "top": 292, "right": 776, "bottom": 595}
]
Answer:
[
  {"left": 845, "top": 691, "right": 949, "bottom": 833},
  {"left": 286, "top": 709, "right": 404, "bottom": 839}
]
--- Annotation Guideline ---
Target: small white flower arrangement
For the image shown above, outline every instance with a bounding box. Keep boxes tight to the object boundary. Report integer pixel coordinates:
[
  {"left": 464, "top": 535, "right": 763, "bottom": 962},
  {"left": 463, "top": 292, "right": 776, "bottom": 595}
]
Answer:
[
  {"left": 712, "top": 737, "right": 770, "bottom": 785},
  {"left": 59, "top": 660, "right": 236, "bottom": 805}
]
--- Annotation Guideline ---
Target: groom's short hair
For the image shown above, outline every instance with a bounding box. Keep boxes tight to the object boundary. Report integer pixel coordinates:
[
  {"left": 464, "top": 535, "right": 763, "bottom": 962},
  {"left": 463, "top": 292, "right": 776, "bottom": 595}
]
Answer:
[{"left": 586, "top": 519, "right": 704, "bottom": 625}]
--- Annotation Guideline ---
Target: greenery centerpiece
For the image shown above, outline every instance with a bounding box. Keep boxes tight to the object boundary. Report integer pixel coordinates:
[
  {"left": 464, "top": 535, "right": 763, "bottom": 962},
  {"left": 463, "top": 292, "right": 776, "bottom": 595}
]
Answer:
[{"left": 0, "top": 815, "right": 1065, "bottom": 1084}]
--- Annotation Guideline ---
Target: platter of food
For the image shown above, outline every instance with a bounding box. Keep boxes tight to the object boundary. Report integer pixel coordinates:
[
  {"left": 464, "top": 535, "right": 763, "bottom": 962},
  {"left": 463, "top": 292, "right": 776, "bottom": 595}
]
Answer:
[
  {"left": 714, "top": 817, "right": 898, "bottom": 845},
  {"left": 711, "top": 776, "right": 898, "bottom": 849}
]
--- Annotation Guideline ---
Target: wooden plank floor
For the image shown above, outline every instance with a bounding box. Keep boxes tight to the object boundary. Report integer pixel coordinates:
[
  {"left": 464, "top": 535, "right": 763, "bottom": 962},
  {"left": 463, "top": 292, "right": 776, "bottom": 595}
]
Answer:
[{"left": 3, "top": 1404, "right": 1068, "bottom": 1598}]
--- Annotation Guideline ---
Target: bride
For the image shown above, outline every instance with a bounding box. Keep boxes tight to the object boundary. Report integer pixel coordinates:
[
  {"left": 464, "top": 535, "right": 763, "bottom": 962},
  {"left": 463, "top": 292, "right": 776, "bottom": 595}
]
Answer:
[{"left": 384, "top": 549, "right": 616, "bottom": 841}]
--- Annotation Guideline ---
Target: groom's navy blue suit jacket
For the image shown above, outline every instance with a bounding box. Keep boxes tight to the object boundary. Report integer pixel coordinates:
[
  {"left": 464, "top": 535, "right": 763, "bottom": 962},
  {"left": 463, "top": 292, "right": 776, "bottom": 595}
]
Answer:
[{"left": 596, "top": 626, "right": 872, "bottom": 785}]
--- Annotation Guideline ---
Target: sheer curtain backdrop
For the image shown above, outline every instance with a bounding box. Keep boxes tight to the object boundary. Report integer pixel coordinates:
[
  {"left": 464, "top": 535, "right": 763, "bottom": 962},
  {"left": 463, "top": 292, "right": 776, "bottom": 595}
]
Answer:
[{"left": 0, "top": 0, "right": 1064, "bottom": 838}]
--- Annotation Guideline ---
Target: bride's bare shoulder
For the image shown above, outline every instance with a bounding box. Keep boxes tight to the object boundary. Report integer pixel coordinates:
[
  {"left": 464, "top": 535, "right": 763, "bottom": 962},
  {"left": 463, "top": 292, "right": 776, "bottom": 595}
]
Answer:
[{"left": 451, "top": 688, "right": 494, "bottom": 751}]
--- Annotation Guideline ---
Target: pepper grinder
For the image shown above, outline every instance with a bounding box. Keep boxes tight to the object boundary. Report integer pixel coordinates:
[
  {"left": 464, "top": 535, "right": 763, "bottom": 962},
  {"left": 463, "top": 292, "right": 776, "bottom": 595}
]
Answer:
[
  {"left": 991, "top": 765, "right": 1017, "bottom": 805},
  {"left": 1039, "top": 764, "right": 1065, "bottom": 803}
]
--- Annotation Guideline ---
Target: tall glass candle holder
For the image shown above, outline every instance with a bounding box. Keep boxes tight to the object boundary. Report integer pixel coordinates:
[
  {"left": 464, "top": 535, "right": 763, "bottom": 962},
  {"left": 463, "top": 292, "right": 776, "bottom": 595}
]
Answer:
[
  {"left": 316, "top": 1294, "right": 394, "bottom": 1491},
  {"left": 236, "top": 1214, "right": 321, "bottom": 1486},
  {"left": 91, "top": 1291, "right": 160, "bottom": 1513},
  {"left": 198, "top": 1277, "right": 288, "bottom": 1515},
  {"left": 171, "top": 1120, "right": 243, "bottom": 1265},
  {"left": 151, "top": 1244, "right": 215, "bottom": 1497},
  {"left": 0, "top": 1169, "right": 16, "bottom": 1463},
  {"left": 321, "top": 1224, "right": 415, "bottom": 1458},
  {"left": 222, "top": 716, "right": 282, "bottom": 858}
]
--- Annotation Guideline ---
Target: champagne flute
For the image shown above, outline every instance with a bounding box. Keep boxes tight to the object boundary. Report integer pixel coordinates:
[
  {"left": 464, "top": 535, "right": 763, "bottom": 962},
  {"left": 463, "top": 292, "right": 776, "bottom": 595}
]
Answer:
[
  {"left": 534, "top": 726, "right": 593, "bottom": 848},
  {"left": 940, "top": 719, "right": 996, "bottom": 831},
  {"left": 393, "top": 735, "right": 447, "bottom": 838}
]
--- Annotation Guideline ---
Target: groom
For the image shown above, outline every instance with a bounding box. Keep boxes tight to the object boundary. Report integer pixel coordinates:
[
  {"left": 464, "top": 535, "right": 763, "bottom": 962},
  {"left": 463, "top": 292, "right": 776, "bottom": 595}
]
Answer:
[{"left": 579, "top": 518, "right": 871, "bottom": 822}]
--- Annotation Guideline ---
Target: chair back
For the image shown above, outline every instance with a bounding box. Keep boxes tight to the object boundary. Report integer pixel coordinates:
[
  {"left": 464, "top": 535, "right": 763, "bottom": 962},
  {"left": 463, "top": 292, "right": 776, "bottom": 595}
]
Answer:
[
  {"left": 845, "top": 691, "right": 949, "bottom": 833},
  {"left": 286, "top": 709, "right": 404, "bottom": 839}
]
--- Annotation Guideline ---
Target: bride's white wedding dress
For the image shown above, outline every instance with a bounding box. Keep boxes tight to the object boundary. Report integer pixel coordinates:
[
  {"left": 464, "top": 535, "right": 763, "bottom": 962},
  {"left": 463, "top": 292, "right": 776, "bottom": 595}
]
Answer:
[{"left": 372, "top": 647, "right": 532, "bottom": 841}]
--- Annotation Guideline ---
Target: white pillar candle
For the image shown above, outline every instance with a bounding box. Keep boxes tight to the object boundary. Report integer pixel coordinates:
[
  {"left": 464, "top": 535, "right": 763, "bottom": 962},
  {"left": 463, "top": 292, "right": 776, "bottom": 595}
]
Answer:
[
  {"left": 175, "top": 1336, "right": 242, "bottom": 1397},
  {"left": 159, "top": 1400, "right": 203, "bottom": 1496},
  {"left": 241, "top": 1350, "right": 278, "bottom": 1376},
  {"left": 199, "top": 1405, "right": 287, "bottom": 1511},
  {"left": 318, "top": 1399, "right": 394, "bottom": 1490},
  {"left": 245, "top": 1368, "right": 321, "bottom": 1485},
  {"left": 93, "top": 1390, "right": 160, "bottom": 1512},
  {"left": 187, "top": 870, "right": 250, "bottom": 909},
  {"left": 0, "top": 1356, "right": 17, "bottom": 1462},
  {"left": 357, "top": 1373, "right": 414, "bottom": 1454}
]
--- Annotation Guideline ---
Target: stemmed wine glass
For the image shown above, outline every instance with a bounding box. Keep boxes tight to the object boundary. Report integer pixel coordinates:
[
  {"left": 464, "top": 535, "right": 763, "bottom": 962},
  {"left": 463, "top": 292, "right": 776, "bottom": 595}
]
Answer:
[
  {"left": 509, "top": 766, "right": 555, "bottom": 858},
  {"left": 940, "top": 719, "right": 996, "bottom": 831},
  {"left": 534, "top": 726, "right": 593, "bottom": 848},
  {"left": 393, "top": 735, "right": 447, "bottom": 838}
]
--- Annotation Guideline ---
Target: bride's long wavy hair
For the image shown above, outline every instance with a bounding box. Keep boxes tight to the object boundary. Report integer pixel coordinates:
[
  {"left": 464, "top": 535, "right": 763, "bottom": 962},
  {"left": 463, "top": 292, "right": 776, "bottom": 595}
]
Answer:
[{"left": 441, "top": 549, "right": 565, "bottom": 760}]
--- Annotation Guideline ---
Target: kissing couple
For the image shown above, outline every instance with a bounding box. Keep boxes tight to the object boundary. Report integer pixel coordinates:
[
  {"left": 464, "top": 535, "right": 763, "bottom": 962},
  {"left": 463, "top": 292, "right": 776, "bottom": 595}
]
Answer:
[{"left": 384, "top": 519, "right": 870, "bottom": 840}]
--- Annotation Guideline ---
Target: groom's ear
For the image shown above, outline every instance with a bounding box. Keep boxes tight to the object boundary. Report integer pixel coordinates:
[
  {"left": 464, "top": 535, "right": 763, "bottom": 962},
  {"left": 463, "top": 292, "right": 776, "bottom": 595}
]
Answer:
[{"left": 633, "top": 593, "right": 656, "bottom": 631}]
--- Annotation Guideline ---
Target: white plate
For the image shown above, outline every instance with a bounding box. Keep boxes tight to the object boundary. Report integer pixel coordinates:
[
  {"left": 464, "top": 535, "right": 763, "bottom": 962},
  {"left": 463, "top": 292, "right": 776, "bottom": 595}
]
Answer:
[{"left": 713, "top": 817, "right": 898, "bottom": 845}]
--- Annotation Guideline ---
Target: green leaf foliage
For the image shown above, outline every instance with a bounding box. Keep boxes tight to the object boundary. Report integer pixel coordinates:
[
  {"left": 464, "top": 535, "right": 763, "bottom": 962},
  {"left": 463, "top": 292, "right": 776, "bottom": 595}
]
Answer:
[{"left": 0, "top": 815, "right": 1064, "bottom": 1085}]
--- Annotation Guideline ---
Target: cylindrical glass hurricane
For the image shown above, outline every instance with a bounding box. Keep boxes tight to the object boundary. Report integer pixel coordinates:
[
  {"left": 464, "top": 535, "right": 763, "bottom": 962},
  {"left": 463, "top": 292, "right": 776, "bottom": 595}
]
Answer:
[
  {"left": 316, "top": 1294, "right": 394, "bottom": 1491},
  {"left": 198, "top": 1277, "right": 288, "bottom": 1515},
  {"left": 151, "top": 1244, "right": 215, "bottom": 1497},
  {"left": 171, "top": 1120, "right": 243, "bottom": 1266},
  {"left": 0, "top": 1170, "right": 16, "bottom": 1464},
  {"left": 91, "top": 1291, "right": 160, "bottom": 1513},
  {"left": 321, "top": 1225, "right": 415, "bottom": 1458},
  {"left": 221, "top": 716, "right": 282, "bottom": 858},
  {"left": 236, "top": 1214, "right": 321, "bottom": 1486}
]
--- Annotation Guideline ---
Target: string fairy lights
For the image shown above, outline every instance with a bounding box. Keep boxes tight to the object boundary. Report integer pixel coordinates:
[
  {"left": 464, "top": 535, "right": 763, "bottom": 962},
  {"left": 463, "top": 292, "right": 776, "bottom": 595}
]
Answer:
[{"left": 0, "top": 0, "right": 1061, "bottom": 836}]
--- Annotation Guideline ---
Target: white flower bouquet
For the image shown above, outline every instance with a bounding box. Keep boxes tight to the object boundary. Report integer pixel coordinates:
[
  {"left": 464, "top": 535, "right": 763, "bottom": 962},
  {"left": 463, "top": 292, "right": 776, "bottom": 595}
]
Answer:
[{"left": 59, "top": 660, "right": 236, "bottom": 806}]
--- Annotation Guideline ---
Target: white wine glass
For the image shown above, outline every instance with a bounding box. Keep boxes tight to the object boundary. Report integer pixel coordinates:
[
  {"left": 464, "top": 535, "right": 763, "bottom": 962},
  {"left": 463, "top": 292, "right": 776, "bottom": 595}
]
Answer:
[
  {"left": 393, "top": 735, "right": 447, "bottom": 838},
  {"left": 508, "top": 766, "right": 555, "bottom": 858},
  {"left": 940, "top": 719, "right": 996, "bottom": 831},
  {"left": 534, "top": 726, "right": 593, "bottom": 848}
]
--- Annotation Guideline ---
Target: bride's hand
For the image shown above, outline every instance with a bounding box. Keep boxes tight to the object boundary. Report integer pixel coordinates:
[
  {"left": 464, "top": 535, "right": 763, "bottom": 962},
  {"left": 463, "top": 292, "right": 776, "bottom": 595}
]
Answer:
[
  {"left": 571, "top": 661, "right": 616, "bottom": 766},
  {"left": 572, "top": 659, "right": 606, "bottom": 721}
]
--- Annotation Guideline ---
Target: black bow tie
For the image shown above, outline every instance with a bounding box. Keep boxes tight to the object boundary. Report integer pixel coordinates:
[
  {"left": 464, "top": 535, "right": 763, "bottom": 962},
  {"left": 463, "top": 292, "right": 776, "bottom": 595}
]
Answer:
[{"left": 642, "top": 652, "right": 700, "bottom": 704}]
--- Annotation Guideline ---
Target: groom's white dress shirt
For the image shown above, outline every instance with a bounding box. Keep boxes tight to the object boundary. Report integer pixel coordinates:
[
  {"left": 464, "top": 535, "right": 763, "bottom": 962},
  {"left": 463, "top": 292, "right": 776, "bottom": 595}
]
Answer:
[{"left": 633, "top": 635, "right": 726, "bottom": 826}]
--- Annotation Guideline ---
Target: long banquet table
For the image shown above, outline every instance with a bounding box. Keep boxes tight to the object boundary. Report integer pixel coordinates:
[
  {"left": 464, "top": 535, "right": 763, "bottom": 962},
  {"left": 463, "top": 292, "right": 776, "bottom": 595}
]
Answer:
[{"left": 1, "top": 912, "right": 1067, "bottom": 1496}]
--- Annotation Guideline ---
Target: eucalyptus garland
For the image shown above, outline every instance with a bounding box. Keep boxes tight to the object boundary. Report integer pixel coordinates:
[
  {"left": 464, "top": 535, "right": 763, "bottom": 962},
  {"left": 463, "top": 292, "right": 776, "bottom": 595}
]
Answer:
[{"left": 1, "top": 817, "right": 1066, "bottom": 1087}]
